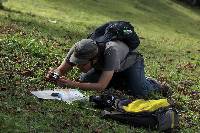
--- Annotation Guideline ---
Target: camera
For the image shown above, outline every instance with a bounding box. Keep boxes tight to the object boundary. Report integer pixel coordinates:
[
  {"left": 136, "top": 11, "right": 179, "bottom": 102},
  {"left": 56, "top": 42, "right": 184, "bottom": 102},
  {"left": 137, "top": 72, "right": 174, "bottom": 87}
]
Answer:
[
  {"left": 50, "top": 71, "right": 60, "bottom": 80},
  {"left": 89, "top": 94, "right": 116, "bottom": 108}
]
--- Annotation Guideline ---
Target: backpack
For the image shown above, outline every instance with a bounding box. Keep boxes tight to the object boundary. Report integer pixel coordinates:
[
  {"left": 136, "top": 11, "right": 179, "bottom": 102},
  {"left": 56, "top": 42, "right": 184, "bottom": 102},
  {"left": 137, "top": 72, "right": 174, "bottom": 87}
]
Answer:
[
  {"left": 89, "top": 94, "right": 179, "bottom": 132},
  {"left": 88, "top": 21, "right": 140, "bottom": 50}
]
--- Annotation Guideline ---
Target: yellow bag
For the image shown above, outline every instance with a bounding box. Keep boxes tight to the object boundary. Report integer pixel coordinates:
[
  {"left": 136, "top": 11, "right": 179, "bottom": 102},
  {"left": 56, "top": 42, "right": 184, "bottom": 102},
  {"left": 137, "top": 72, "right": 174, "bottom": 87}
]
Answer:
[{"left": 123, "top": 99, "right": 170, "bottom": 113}]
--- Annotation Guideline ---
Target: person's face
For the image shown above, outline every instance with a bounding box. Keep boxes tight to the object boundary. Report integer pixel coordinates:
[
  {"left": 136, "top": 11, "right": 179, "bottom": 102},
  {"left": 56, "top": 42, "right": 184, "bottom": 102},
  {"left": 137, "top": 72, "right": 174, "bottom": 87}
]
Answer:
[{"left": 77, "top": 62, "right": 92, "bottom": 73}]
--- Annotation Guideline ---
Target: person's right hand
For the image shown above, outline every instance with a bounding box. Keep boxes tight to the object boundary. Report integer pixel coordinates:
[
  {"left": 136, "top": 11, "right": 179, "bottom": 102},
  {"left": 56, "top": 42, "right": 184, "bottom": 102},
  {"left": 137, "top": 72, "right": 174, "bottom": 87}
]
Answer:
[{"left": 45, "top": 67, "right": 56, "bottom": 82}]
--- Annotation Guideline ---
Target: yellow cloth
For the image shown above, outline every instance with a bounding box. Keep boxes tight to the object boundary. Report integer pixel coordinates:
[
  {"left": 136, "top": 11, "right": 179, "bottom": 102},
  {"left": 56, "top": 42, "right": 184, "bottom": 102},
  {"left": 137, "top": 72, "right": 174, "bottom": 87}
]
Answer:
[{"left": 123, "top": 99, "right": 170, "bottom": 113}]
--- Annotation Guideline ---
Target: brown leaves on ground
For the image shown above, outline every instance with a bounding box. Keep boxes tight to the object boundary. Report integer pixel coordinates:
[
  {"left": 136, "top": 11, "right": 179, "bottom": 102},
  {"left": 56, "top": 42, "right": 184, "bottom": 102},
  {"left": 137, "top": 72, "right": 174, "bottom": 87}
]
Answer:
[
  {"left": 177, "top": 80, "right": 199, "bottom": 98},
  {"left": 20, "top": 69, "right": 34, "bottom": 77},
  {"left": 176, "top": 62, "right": 197, "bottom": 72},
  {"left": 93, "top": 128, "right": 102, "bottom": 133},
  {"left": 183, "top": 62, "right": 197, "bottom": 70},
  {"left": 0, "top": 86, "right": 7, "bottom": 91},
  {"left": 0, "top": 24, "right": 21, "bottom": 35},
  {"left": 157, "top": 74, "right": 169, "bottom": 83},
  {"left": 14, "top": 55, "right": 22, "bottom": 64},
  {"left": 177, "top": 80, "right": 194, "bottom": 93},
  {"left": 188, "top": 100, "right": 200, "bottom": 113},
  {"left": 176, "top": 80, "right": 200, "bottom": 112}
]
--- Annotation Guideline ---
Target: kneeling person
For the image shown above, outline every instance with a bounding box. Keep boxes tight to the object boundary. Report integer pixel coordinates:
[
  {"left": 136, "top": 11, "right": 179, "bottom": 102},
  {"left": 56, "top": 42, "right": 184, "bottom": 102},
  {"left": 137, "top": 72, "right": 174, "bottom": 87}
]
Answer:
[{"left": 46, "top": 39, "right": 168, "bottom": 97}]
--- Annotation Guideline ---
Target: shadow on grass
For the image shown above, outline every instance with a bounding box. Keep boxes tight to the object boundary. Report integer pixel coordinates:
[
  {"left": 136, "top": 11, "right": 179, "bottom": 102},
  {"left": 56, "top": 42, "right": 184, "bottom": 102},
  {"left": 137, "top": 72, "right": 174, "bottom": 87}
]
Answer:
[
  {"left": 1, "top": 7, "right": 29, "bottom": 15},
  {"left": 172, "top": 0, "right": 200, "bottom": 9}
]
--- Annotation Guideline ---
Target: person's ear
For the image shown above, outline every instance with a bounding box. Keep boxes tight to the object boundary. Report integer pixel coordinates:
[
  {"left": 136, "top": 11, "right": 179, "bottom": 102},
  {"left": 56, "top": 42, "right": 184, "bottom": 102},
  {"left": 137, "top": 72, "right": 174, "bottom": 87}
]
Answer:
[
  {"left": 93, "top": 59, "right": 97, "bottom": 64},
  {"left": 90, "top": 58, "right": 97, "bottom": 66}
]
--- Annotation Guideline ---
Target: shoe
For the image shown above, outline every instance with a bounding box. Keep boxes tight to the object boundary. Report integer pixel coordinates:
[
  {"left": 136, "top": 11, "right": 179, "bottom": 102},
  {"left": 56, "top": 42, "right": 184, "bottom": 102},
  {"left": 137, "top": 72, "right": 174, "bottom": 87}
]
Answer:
[
  {"left": 146, "top": 77, "right": 172, "bottom": 97},
  {"left": 159, "top": 83, "right": 172, "bottom": 97}
]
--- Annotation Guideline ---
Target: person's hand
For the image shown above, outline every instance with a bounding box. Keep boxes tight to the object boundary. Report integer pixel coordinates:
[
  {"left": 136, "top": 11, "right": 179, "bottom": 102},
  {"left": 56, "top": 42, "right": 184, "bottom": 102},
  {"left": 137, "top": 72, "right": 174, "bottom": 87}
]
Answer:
[
  {"left": 56, "top": 76, "right": 70, "bottom": 87},
  {"left": 45, "top": 67, "right": 57, "bottom": 82}
]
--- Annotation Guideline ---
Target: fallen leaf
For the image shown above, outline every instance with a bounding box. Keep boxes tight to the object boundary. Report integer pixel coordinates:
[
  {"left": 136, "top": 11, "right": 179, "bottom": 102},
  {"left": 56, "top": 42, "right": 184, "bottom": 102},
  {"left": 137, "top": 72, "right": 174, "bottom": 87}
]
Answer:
[
  {"left": 0, "top": 87, "right": 7, "bottom": 91},
  {"left": 93, "top": 128, "right": 102, "bottom": 133},
  {"left": 21, "top": 69, "right": 34, "bottom": 77}
]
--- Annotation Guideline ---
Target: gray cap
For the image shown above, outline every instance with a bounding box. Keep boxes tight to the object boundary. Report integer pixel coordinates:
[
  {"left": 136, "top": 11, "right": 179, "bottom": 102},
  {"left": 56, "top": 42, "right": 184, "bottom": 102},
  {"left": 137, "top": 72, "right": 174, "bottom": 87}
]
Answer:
[{"left": 69, "top": 39, "right": 98, "bottom": 65}]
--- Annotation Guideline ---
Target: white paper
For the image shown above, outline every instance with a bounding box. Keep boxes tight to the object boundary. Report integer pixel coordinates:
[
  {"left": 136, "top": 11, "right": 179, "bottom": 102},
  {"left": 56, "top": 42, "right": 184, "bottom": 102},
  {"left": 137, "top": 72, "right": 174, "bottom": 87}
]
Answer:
[{"left": 31, "top": 89, "right": 87, "bottom": 103}]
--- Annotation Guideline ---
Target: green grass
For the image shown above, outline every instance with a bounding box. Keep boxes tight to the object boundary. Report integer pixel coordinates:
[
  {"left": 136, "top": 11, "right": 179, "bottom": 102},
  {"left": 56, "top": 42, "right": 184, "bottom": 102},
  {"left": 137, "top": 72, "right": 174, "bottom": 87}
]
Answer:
[{"left": 0, "top": 0, "right": 200, "bottom": 132}]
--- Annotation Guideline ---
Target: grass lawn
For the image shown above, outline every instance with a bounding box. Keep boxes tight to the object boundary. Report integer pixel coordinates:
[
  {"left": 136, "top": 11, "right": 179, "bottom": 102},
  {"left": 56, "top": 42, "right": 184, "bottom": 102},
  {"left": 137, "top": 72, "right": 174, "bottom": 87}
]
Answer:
[{"left": 0, "top": 0, "right": 200, "bottom": 132}]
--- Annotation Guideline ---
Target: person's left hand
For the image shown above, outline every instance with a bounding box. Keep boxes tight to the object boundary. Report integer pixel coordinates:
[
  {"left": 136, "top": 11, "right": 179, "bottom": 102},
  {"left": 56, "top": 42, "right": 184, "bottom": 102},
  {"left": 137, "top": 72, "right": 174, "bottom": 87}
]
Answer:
[{"left": 56, "top": 76, "right": 71, "bottom": 87}]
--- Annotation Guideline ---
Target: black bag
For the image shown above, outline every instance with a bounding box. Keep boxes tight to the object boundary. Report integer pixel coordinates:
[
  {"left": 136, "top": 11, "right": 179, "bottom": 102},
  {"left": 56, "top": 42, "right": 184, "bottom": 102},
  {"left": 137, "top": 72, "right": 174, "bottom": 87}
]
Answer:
[
  {"left": 102, "top": 107, "right": 179, "bottom": 132},
  {"left": 102, "top": 110, "right": 157, "bottom": 128},
  {"left": 88, "top": 21, "right": 140, "bottom": 50},
  {"left": 89, "top": 94, "right": 179, "bottom": 132}
]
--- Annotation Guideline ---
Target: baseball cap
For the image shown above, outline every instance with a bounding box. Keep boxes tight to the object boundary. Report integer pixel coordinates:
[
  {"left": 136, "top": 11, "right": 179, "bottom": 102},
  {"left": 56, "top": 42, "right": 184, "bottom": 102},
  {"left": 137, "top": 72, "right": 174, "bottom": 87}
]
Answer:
[{"left": 69, "top": 39, "right": 98, "bottom": 65}]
